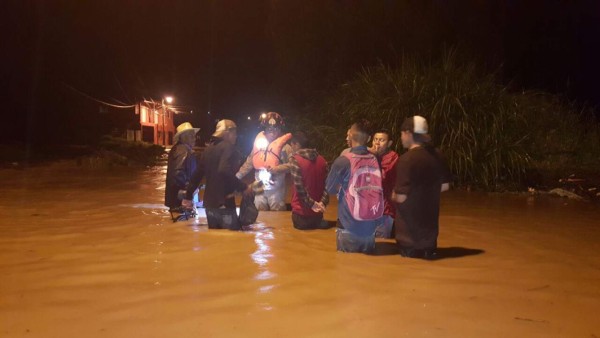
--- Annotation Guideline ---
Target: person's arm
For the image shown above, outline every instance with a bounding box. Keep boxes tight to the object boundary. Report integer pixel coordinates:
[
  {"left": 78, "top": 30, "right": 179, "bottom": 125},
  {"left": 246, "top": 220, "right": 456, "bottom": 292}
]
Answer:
[
  {"left": 437, "top": 149, "right": 452, "bottom": 193},
  {"left": 236, "top": 153, "right": 254, "bottom": 179},
  {"left": 325, "top": 156, "right": 348, "bottom": 195},
  {"left": 270, "top": 144, "right": 293, "bottom": 174},
  {"left": 393, "top": 156, "right": 410, "bottom": 204},
  {"left": 184, "top": 152, "right": 204, "bottom": 200},
  {"left": 321, "top": 161, "right": 330, "bottom": 206},
  {"left": 220, "top": 144, "right": 249, "bottom": 193},
  {"left": 289, "top": 155, "right": 316, "bottom": 209},
  {"left": 170, "top": 146, "right": 191, "bottom": 190}
]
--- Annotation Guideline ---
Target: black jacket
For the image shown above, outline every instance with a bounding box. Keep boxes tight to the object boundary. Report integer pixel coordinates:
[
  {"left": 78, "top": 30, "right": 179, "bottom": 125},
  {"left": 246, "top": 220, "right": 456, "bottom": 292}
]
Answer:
[
  {"left": 186, "top": 138, "right": 247, "bottom": 209},
  {"left": 165, "top": 143, "right": 197, "bottom": 208}
]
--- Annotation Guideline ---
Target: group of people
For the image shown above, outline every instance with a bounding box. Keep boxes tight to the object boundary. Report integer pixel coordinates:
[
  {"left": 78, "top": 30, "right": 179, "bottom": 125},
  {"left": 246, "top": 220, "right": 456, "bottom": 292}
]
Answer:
[{"left": 164, "top": 112, "right": 451, "bottom": 259}]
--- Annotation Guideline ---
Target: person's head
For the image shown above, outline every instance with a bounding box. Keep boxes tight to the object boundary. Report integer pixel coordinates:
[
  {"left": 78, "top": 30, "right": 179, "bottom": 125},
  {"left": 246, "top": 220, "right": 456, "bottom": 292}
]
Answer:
[
  {"left": 290, "top": 131, "right": 309, "bottom": 152},
  {"left": 174, "top": 122, "right": 200, "bottom": 146},
  {"left": 213, "top": 119, "right": 238, "bottom": 144},
  {"left": 371, "top": 128, "right": 393, "bottom": 155},
  {"left": 400, "top": 115, "right": 431, "bottom": 149},
  {"left": 260, "top": 112, "right": 284, "bottom": 142},
  {"left": 346, "top": 119, "right": 372, "bottom": 147}
]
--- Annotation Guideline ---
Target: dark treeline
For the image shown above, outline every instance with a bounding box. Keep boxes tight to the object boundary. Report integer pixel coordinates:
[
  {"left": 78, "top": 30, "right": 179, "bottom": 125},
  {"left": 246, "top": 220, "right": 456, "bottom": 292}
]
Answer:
[{"left": 2, "top": 0, "right": 599, "bottom": 147}]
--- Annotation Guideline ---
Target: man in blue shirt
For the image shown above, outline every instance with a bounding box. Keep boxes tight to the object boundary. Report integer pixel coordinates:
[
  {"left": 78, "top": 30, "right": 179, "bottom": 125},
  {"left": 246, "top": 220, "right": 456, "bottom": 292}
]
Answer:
[{"left": 326, "top": 120, "right": 383, "bottom": 254}]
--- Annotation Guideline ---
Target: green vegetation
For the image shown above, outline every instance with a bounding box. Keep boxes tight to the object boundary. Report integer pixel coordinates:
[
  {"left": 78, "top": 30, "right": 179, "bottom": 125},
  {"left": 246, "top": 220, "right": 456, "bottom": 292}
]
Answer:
[
  {"left": 294, "top": 49, "right": 600, "bottom": 191},
  {"left": 0, "top": 137, "right": 165, "bottom": 168},
  {"left": 79, "top": 136, "right": 165, "bottom": 167}
]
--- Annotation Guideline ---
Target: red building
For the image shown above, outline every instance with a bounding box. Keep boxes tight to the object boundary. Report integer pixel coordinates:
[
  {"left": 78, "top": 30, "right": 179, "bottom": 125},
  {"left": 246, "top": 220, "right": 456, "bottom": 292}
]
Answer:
[{"left": 128, "top": 100, "right": 176, "bottom": 146}]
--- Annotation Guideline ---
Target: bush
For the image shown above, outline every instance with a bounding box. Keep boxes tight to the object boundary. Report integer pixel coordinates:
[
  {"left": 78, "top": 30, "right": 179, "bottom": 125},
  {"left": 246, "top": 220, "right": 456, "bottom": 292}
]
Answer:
[
  {"left": 93, "top": 136, "right": 165, "bottom": 166},
  {"left": 300, "top": 49, "right": 600, "bottom": 191}
]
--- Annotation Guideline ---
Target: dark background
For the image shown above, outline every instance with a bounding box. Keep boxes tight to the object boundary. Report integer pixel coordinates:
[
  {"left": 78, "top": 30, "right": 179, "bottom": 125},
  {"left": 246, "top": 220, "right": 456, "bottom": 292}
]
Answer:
[{"left": 2, "top": 0, "right": 599, "bottom": 145}]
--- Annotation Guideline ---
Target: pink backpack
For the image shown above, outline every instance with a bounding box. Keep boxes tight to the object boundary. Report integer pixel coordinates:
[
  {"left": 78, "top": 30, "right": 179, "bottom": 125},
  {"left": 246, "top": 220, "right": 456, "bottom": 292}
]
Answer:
[{"left": 343, "top": 152, "right": 384, "bottom": 221}]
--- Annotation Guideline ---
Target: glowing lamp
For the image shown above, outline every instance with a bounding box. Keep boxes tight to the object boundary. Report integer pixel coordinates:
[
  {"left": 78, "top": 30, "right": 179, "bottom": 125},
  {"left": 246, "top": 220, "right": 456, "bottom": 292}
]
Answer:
[{"left": 255, "top": 137, "right": 268, "bottom": 150}]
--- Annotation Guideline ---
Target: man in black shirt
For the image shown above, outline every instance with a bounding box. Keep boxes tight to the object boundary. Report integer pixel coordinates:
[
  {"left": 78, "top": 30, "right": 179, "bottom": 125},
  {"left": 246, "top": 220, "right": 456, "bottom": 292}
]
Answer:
[
  {"left": 183, "top": 119, "right": 252, "bottom": 230},
  {"left": 393, "top": 116, "right": 452, "bottom": 259}
]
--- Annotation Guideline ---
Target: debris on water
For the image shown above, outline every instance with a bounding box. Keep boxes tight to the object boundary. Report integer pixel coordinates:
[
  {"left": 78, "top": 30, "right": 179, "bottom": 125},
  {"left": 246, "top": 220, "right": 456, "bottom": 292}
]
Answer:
[
  {"left": 548, "top": 188, "right": 584, "bottom": 201},
  {"left": 514, "top": 317, "right": 549, "bottom": 324}
]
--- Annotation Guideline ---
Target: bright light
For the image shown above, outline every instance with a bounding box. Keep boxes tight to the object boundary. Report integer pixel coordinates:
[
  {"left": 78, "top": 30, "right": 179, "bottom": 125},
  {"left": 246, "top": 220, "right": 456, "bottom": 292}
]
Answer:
[
  {"left": 256, "top": 138, "right": 268, "bottom": 150},
  {"left": 165, "top": 96, "right": 173, "bottom": 104},
  {"left": 247, "top": 116, "right": 251, "bottom": 120},
  {"left": 257, "top": 169, "right": 271, "bottom": 183},
  {"left": 260, "top": 113, "right": 267, "bottom": 119}
]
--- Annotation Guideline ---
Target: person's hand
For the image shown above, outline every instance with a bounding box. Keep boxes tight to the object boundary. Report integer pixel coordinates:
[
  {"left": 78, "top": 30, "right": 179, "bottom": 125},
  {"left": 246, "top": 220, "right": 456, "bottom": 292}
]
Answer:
[
  {"left": 242, "top": 184, "right": 254, "bottom": 198},
  {"left": 311, "top": 201, "right": 325, "bottom": 213},
  {"left": 391, "top": 192, "right": 407, "bottom": 204},
  {"left": 268, "top": 165, "right": 285, "bottom": 175},
  {"left": 181, "top": 199, "right": 194, "bottom": 210}
]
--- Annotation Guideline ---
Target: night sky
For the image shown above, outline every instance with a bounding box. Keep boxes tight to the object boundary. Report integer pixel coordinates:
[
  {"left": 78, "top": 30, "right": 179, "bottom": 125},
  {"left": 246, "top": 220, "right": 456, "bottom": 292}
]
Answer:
[{"left": 3, "top": 1, "right": 599, "bottom": 145}]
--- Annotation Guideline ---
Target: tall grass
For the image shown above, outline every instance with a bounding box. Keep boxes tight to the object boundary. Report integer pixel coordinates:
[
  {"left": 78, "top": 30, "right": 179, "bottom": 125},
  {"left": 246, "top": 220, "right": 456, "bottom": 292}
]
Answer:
[{"left": 298, "top": 49, "right": 600, "bottom": 190}]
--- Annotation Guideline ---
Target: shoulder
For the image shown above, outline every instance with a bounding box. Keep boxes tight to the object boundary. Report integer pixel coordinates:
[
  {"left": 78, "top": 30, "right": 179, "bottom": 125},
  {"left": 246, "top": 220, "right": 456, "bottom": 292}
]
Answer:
[{"left": 332, "top": 154, "right": 350, "bottom": 168}]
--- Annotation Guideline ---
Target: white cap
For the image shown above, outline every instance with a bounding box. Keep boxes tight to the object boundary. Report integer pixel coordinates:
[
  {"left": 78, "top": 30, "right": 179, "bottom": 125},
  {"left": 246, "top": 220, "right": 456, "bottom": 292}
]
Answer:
[{"left": 212, "top": 119, "right": 237, "bottom": 137}]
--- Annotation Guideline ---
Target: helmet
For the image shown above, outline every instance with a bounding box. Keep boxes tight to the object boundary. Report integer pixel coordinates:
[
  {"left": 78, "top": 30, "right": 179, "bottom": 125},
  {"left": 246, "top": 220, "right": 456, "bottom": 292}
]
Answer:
[{"left": 259, "top": 112, "right": 285, "bottom": 129}]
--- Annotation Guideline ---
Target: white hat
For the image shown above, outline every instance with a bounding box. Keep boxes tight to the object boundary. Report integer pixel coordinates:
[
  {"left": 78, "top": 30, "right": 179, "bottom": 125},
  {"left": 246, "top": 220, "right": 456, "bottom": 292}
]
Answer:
[
  {"left": 212, "top": 119, "right": 237, "bottom": 138},
  {"left": 401, "top": 115, "right": 429, "bottom": 134},
  {"left": 173, "top": 122, "right": 199, "bottom": 143},
  {"left": 401, "top": 115, "right": 431, "bottom": 143}
]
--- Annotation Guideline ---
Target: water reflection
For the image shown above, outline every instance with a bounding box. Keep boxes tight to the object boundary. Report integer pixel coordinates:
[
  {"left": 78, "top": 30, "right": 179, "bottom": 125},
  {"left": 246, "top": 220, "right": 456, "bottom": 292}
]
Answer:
[{"left": 251, "top": 225, "right": 277, "bottom": 310}]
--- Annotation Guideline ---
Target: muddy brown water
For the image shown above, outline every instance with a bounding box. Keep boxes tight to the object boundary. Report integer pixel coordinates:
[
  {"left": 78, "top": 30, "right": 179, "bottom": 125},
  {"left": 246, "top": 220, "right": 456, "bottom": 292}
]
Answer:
[{"left": 1, "top": 161, "right": 599, "bottom": 337}]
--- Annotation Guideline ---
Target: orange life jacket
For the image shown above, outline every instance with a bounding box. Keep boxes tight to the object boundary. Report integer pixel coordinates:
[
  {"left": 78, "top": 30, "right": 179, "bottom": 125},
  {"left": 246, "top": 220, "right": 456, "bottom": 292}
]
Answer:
[{"left": 251, "top": 132, "right": 292, "bottom": 169}]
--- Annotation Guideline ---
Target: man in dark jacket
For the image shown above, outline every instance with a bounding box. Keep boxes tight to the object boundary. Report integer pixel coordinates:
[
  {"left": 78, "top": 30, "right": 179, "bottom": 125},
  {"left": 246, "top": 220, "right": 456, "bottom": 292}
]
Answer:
[
  {"left": 393, "top": 115, "right": 452, "bottom": 259},
  {"left": 183, "top": 119, "right": 252, "bottom": 230},
  {"left": 288, "top": 132, "right": 329, "bottom": 230},
  {"left": 165, "top": 122, "right": 199, "bottom": 220}
]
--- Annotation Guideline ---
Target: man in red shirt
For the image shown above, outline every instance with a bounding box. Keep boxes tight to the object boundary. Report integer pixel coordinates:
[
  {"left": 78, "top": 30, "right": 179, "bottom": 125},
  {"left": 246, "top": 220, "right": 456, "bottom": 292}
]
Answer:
[
  {"left": 288, "top": 132, "right": 329, "bottom": 230},
  {"left": 370, "top": 128, "right": 400, "bottom": 238}
]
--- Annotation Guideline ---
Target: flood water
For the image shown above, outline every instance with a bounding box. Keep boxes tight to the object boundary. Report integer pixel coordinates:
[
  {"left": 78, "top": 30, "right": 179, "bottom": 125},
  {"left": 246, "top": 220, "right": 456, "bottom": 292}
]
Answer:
[{"left": 1, "top": 161, "right": 599, "bottom": 337}]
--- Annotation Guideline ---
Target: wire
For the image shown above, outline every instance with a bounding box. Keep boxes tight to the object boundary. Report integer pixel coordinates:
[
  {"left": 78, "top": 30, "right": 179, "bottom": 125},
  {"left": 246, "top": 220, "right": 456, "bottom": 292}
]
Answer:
[{"left": 62, "top": 82, "right": 137, "bottom": 109}]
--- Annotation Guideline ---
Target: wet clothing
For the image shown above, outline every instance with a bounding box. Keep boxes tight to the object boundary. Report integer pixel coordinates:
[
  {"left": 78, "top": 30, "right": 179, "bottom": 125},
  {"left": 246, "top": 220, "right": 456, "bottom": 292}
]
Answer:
[
  {"left": 237, "top": 139, "right": 293, "bottom": 211},
  {"left": 375, "top": 215, "right": 394, "bottom": 239},
  {"left": 186, "top": 138, "right": 247, "bottom": 229},
  {"left": 165, "top": 143, "right": 197, "bottom": 209},
  {"left": 206, "top": 208, "right": 241, "bottom": 230},
  {"left": 336, "top": 228, "right": 375, "bottom": 253},
  {"left": 289, "top": 148, "right": 329, "bottom": 229},
  {"left": 292, "top": 213, "right": 328, "bottom": 230},
  {"left": 375, "top": 150, "right": 399, "bottom": 239},
  {"left": 289, "top": 149, "right": 329, "bottom": 215},
  {"left": 394, "top": 145, "right": 451, "bottom": 253},
  {"left": 326, "top": 145, "right": 382, "bottom": 252}
]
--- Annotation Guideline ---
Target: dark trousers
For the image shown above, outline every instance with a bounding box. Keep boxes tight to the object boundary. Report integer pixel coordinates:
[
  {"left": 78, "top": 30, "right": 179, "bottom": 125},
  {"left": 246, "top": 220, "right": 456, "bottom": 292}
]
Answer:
[
  {"left": 206, "top": 208, "right": 241, "bottom": 230},
  {"left": 292, "top": 212, "right": 325, "bottom": 230}
]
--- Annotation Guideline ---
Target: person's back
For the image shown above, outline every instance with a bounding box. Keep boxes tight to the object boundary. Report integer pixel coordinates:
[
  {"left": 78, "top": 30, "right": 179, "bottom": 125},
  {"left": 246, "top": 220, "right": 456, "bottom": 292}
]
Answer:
[
  {"left": 288, "top": 131, "right": 329, "bottom": 230},
  {"left": 394, "top": 116, "right": 451, "bottom": 258},
  {"left": 165, "top": 123, "right": 199, "bottom": 214},
  {"left": 202, "top": 139, "right": 244, "bottom": 209},
  {"left": 326, "top": 120, "right": 383, "bottom": 253},
  {"left": 184, "top": 119, "right": 250, "bottom": 230},
  {"left": 291, "top": 151, "right": 327, "bottom": 215}
]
